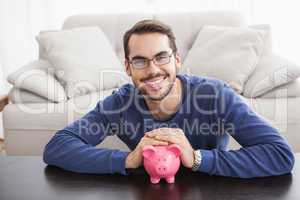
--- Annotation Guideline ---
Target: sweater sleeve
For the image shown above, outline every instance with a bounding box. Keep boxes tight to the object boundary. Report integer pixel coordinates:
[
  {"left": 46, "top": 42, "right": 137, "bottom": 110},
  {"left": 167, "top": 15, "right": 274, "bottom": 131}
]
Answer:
[
  {"left": 197, "top": 84, "right": 295, "bottom": 178},
  {"left": 43, "top": 94, "right": 130, "bottom": 175}
]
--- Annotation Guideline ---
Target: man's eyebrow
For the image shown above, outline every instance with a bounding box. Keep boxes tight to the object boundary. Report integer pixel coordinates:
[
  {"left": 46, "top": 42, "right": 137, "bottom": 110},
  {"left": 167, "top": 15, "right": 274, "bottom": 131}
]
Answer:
[
  {"left": 131, "top": 55, "right": 147, "bottom": 60},
  {"left": 131, "top": 51, "right": 169, "bottom": 60},
  {"left": 154, "top": 51, "right": 169, "bottom": 57}
]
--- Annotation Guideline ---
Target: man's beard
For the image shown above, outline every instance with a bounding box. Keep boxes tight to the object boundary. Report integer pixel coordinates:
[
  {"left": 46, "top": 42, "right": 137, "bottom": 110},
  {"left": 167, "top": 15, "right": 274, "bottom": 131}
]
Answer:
[
  {"left": 143, "top": 76, "right": 174, "bottom": 101},
  {"left": 137, "top": 67, "right": 178, "bottom": 101}
]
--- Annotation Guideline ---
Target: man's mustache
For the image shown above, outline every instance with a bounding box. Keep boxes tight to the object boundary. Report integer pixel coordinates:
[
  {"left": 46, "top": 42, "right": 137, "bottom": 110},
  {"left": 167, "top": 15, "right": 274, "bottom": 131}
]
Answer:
[{"left": 140, "top": 73, "right": 168, "bottom": 82}]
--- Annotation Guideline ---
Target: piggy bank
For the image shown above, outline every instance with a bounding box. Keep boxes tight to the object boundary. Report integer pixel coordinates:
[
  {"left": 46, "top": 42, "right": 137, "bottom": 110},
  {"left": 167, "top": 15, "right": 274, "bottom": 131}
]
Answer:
[{"left": 142, "top": 144, "right": 181, "bottom": 184}]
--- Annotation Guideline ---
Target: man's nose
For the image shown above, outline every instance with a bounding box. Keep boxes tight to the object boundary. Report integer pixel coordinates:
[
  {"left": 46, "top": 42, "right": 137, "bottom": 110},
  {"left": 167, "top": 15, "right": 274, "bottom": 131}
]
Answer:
[{"left": 146, "top": 60, "right": 161, "bottom": 73}]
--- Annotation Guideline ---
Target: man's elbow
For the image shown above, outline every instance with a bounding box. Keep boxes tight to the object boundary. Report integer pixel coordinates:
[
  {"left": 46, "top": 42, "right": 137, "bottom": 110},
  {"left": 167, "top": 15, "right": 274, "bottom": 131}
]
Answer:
[
  {"left": 43, "top": 140, "right": 55, "bottom": 165},
  {"left": 284, "top": 148, "right": 295, "bottom": 173},
  {"left": 43, "top": 131, "right": 62, "bottom": 166},
  {"left": 276, "top": 143, "right": 295, "bottom": 174}
]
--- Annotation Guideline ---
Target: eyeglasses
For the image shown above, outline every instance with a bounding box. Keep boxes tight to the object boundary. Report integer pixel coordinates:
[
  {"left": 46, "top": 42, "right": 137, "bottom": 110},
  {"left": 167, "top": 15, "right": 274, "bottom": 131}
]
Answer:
[{"left": 128, "top": 51, "right": 174, "bottom": 69}]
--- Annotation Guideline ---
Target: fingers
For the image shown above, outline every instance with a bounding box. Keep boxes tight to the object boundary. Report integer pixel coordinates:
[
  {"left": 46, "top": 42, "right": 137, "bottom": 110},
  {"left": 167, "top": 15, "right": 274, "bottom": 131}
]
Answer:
[
  {"left": 140, "top": 137, "right": 169, "bottom": 147},
  {"left": 146, "top": 128, "right": 183, "bottom": 138},
  {"left": 144, "top": 128, "right": 184, "bottom": 145},
  {"left": 146, "top": 129, "right": 168, "bottom": 138},
  {"left": 147, "top": 139, "right": 169, "bottom": 146},
  {"left": 153, "top": 134, "right": 179, "bottom": 145},
  {"left": 145, "top": 138, "right": 169, "bottom": 146}
]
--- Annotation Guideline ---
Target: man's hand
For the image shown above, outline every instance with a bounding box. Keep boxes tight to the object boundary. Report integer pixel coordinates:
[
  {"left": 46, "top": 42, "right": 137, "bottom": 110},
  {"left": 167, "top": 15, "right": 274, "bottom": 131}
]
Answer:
[
  {"left": 146, "top": 128, "right": 195, "bottom": 168},
  {"left": 125, "top": 135, "right": 168, "bottom": 169}
]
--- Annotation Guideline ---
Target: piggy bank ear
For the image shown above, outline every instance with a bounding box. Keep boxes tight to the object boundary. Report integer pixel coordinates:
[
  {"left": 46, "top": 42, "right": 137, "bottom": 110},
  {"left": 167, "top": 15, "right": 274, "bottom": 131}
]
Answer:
[
  {"left": 167, "top": 144, "right": 181, "bottom": 157},
  {"left": 142, "top": 145, "right": 156, "bottom": 159}
]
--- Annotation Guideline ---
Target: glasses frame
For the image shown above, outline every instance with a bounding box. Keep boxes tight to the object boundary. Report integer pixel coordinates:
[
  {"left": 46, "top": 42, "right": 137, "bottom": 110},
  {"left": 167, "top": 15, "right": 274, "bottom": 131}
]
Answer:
[{"left": 128, "top": 51, "right": 174, "bottom": 69}]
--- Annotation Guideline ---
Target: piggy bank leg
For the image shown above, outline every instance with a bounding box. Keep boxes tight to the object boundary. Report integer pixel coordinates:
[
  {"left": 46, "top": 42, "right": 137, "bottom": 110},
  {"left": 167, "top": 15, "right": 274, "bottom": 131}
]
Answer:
[
  {"left": 165, "top": 176, "right": 175, "bottom": 183},
  {"left": 150, "top": 177, "right": 161, "bottom": 184}
]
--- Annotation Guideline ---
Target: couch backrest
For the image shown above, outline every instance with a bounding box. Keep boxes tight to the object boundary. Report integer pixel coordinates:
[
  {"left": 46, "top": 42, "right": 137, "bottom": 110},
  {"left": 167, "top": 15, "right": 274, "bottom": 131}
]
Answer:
[{"left": 58, "top": 11, "right": 246, "bottom": 63}]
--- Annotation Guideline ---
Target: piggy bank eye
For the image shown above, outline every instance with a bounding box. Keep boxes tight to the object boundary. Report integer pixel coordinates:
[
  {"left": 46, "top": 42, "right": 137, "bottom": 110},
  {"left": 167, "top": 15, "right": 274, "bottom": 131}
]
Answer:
[
  {"left": 164, "top": 158, "right": 167, "bottom": 161},
  {"left": 158, "top": 158, "right": 160, "bottom": 162}
]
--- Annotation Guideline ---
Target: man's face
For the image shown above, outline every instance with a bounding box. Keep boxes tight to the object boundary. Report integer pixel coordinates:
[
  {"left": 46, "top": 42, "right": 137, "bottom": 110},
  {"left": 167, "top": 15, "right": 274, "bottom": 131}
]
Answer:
[{"left": 125, "top": 33, "right": 181, "bottom": 101}]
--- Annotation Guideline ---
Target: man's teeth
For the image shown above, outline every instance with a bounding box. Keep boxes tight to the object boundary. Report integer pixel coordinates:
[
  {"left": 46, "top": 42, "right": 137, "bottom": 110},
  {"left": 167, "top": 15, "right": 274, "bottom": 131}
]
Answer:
[
  {"left": 146, "top": 79, "right": 163, "bottom": 83},
  {"left": 145, "top": 77, "right": 165, "bottom": 84}
]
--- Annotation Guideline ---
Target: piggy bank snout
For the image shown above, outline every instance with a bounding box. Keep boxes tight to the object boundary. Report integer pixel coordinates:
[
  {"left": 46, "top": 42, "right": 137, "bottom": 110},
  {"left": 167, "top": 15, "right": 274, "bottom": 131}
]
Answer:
[{"left": 156, "top": 164, "right": 168, "bottom": 174}]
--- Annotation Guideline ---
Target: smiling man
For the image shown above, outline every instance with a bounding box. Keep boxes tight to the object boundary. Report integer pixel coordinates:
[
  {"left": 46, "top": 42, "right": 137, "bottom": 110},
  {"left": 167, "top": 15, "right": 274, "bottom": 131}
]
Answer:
[{"left": 43, "top": 20, "right": 294, "bottom": 178}]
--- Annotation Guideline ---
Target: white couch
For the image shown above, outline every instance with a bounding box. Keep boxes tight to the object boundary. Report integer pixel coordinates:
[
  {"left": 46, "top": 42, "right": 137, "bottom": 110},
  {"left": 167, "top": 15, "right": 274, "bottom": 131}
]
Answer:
[{"left": 3, "top": 11, "right": 300, "bottom": 155}]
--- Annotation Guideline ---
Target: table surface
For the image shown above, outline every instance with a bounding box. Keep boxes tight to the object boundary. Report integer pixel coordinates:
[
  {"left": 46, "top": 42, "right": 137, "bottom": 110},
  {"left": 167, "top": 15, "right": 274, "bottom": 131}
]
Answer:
[{"left": 0, "top": 154, "right": 299, "bottom": 200}]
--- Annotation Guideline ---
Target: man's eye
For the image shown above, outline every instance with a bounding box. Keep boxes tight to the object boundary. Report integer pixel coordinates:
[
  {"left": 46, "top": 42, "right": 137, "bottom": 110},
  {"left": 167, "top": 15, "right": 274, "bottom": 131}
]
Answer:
[
  {"left": 132, "top": 59, "right": 146, "bottom": 66},
  {"left": 155, "top": 55, "right": 168, "bottom": 62}
]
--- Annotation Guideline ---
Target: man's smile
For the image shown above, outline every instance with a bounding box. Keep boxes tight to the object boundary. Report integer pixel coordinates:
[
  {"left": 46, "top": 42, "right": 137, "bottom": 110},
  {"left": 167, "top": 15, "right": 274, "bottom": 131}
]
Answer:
[{"left": 143, "top": 75, "right": 168, "bottom": 91}]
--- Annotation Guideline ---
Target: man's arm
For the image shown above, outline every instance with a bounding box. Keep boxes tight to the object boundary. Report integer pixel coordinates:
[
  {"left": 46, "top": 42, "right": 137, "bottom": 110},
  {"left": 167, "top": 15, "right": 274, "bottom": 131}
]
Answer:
[
  {"left": 43, "top": 95, "right": 130, "bottom": 175},
  {"left": 197, "top": 84, "right": 295, "bottom": 178}
]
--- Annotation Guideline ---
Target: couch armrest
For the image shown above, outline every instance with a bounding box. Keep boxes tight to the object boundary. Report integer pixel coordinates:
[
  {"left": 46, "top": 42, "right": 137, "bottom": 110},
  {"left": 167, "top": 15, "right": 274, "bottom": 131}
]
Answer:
[{"left": 260, "top": 77, "right": 300, "bottom": 98}]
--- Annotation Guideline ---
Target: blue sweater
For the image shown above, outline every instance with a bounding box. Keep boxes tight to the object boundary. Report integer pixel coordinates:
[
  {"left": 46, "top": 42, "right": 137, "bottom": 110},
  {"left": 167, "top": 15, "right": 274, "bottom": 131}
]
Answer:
[{"left": 43, "top": 75, "right": 294, "bottom": 178}]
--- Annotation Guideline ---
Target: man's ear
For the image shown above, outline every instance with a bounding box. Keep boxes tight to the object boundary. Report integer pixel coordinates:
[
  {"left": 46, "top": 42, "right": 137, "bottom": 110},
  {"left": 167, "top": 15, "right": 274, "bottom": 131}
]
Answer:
[
  {"left": 124, "top": 59, "right": 132, "bottom": 77},
  {"left": 174, "top": 52, "right": 182, "bottom": 71}
]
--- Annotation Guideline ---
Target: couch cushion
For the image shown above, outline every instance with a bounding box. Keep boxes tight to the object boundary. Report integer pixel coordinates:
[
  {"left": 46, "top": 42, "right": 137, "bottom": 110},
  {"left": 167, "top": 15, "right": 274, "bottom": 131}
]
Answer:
[
  {"left": 60, "top": 14, "right": 154, "bottom": 67},
  {"left": 183, "top": 25, "right": 267, "bottom": 93},
  {"left": 60, "top": 11, "right": 246, "bottom": 63},
  {"left": 243, "top": 53, "right": 300, "bottom": 98},
  {"left": 249, "top": 24, "right": 272, "bottom": 56},
  {"left": 36, "top": 27, "right": 128, "bottom": 98},
  {"left": 9, "top": 88, "right": 48, "bottom": 103}
]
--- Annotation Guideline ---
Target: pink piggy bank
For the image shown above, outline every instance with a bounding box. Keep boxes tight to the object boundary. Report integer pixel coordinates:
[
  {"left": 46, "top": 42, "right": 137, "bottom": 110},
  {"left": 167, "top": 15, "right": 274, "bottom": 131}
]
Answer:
[{"left": 142, "top": 144, "right": 181, "bottom": 184}]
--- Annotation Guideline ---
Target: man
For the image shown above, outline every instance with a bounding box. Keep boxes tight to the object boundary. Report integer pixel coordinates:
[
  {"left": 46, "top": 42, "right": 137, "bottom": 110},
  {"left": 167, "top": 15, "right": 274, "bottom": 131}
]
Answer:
[{"left": 43, "top": 20, "right": 294, "bottom": 178}]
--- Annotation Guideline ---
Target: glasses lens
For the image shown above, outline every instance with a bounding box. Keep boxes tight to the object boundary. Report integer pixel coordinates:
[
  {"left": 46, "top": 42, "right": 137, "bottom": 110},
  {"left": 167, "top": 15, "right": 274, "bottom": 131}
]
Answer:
[
  {"left": 132, "top": 58, "right": 147, "bottom": 68},
  {"left": 154, "top": 54, "right": 170, "bottom": 66}
]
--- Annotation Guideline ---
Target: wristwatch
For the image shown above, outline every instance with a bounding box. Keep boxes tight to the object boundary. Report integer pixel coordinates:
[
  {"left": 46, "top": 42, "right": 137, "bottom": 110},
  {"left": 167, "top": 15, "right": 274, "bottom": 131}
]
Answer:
[{"left": 191, "top": 150, "right": 202, "bottom": 172}]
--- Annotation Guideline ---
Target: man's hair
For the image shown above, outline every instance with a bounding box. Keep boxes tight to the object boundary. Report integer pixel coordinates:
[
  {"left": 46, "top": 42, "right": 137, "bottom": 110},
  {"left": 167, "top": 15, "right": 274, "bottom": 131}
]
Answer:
[{"left": 123, "top": 19, "right": 177, "bottom": 60}]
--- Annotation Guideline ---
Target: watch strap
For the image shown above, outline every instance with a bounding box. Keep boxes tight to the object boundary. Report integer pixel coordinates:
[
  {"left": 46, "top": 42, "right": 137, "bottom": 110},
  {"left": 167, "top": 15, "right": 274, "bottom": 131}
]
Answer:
[{"left": 191, "top": 150, "right": 202, "bottom": 172}]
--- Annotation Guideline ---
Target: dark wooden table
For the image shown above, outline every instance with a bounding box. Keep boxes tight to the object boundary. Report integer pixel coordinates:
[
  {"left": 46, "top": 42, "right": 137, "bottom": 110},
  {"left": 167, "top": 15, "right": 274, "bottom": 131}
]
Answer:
[{"left": 0, "top": 154, "right": 299, "bottom": 200}]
